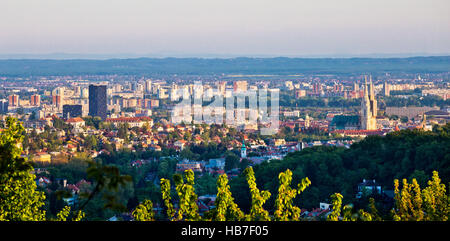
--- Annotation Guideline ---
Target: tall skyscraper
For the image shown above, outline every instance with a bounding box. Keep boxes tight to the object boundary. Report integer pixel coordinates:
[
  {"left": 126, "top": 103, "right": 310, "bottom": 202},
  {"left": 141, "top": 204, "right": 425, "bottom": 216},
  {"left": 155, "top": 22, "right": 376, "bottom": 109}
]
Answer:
[
  {"left": 361, "top": 76, "right": 378, "bottom": 130},
  {"left": 145, "top": 79, "right": 152, "bottom": 94},
  {"left": 89, "top": 84, "right": 107, "bottom": 120}
]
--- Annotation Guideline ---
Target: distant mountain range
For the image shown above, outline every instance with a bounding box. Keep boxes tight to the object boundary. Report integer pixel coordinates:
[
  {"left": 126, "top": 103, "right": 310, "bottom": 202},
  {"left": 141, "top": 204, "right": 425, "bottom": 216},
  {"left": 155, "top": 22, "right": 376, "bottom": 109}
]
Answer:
[{"left": 0, "top": 56, "right": 449, "bottom": 77}]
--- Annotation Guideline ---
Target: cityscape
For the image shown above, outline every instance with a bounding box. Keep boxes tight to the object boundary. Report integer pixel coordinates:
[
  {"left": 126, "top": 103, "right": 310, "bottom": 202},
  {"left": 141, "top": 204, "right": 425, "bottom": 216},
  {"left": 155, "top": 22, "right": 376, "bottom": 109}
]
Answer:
[
  {"left": 0, "top": 0, "right": 449, "bottom": 238},
  {"left": 1, "top": 65, "right": 449, "bottom": 221}
]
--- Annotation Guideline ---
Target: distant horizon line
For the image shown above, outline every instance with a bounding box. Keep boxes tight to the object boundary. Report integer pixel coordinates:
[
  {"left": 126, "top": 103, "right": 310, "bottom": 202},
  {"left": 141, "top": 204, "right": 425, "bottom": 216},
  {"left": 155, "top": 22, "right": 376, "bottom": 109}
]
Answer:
[{"left": 1, "top": 52, "right": 450, "bottom": 60}]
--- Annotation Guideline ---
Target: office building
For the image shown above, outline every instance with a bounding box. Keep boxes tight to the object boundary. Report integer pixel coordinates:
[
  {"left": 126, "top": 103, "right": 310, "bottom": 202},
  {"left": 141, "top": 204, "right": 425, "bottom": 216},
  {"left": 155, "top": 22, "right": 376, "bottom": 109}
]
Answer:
[{"left": 89, "top": 84, "right": 107, "bottom": 119}]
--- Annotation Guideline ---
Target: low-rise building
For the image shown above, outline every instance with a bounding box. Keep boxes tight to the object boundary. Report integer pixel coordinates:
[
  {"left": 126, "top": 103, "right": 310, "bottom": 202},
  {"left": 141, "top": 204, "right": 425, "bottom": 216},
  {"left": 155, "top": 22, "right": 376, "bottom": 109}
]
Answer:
[{"left": 105, "top": 116, "right": 153, "bottom": 128}]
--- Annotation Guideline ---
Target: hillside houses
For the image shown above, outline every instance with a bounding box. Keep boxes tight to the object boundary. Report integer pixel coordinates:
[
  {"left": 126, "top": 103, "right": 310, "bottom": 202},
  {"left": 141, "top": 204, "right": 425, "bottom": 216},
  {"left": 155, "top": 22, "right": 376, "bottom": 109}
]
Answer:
[{"left": 105, "top": 116, "right": 153, "bottom": 128}]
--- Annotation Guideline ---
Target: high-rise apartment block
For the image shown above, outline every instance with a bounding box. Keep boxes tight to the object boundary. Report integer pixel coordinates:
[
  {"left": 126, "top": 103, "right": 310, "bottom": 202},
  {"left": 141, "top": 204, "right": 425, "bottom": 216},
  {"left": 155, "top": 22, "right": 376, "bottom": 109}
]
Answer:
[
  {"left": 89, "top": 84, "right": 107, "bottom": 120},
  {"left": 8, "top": 94, "right": 19, "bottom": 107},
  {"left": 30, "top": 94, "right": 41, "bottom": 106}
]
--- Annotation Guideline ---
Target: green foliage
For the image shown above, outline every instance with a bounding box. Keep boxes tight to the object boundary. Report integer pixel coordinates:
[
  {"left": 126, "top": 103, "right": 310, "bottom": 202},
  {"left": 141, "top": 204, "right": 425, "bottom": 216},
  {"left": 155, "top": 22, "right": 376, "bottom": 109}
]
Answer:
[
  {"left": 2, "top": 118, "right": 449, "bottom": 222},
  {"left": 132, "top": 200, "right": 154, "bottom": 221},
  {"left": 55, "top": 206, "right": 85, "bottom": 221},
  {"left": 231, "top": 124, "right": 450, "bottom": 211},
  {"left": 422, "top": 171, "right": 449, "bottom": 221},
  {"left": 368, "top": 198, "right": 382, "bottom": 221},
  {"left": 244, "top": 167, "right": 271, "bottom": 221},
  {"left": 78, "top": 160, "right": 133, "bottom": 213},
  {"left": 72, "top": 210, "right": 85, "bottom": 221},
  {"left": 56, "top": 206, "right": 71, "bottom": 221},
  {"left": 194, "top": 173, "right": 217, "bottom": 196},
  {"left": 274, "top": 169, "right": 310, "bottom": 221},
  {"left": 0, "top": 117, "right": 46, "bottom": 221},
  {"left": 393, "top": 171, "right": 448, "bottom": 221},
  {"left": 172, "top": 170, "right": 201, "bottom": 221},
  {"left": 327, "top": 193, "right": 343, "bottom": 221},
  {"left": 0, "top": 117, "right": 86, "bottom": 221},
  {"left": 160, "top": 178, "right": 175, "bottom": 220},
  {"left": 224, "top": 153, "right": 240, "bottom": 171},
  {"left": 383, "top": 95, "right": 450, "bottom": 108},
  {"left": 209, "top": 174, "right": 245, "bottom": 221}
]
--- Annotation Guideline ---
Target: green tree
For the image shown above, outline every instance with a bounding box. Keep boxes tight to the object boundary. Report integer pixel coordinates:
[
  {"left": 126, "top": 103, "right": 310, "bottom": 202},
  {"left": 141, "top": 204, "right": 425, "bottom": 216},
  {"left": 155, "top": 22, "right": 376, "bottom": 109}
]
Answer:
[
  {"left": 224, "top": 153, "right": 239, "bottom": 171},
  {"left": 0, "top": 117, "right": 46, "bottom": 221},
  {"left": 132, "top": 200, "right": 155, "bottom": 221},
  {"left": 208, "top": 174, "right": 245, "bottom": 221},
  {"left": 274, "top": 169, "right": 310, "bottom": 221},
  {"left": 244, "top": 167, "right": 271, "bottom": 221}
]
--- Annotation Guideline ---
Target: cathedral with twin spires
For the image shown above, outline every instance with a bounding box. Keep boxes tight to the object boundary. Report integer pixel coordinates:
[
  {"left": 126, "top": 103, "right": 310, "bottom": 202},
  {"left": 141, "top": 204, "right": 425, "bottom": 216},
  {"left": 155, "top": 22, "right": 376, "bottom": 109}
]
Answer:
[{"left": 360, "top": 76, "right": 378, "bottom": 130}]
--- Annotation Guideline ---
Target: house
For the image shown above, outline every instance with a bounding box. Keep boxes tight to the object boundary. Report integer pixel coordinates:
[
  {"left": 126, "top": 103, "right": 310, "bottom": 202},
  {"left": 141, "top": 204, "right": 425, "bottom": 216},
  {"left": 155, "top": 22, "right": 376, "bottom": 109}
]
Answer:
[
  {"left": 176, "top": 159, "right": 203, "bottom": 173},
  {"left": 301, "top": 207, "right": 331, "bottom": 220},
  {"left": 165, "top": 125, "right": 175, "bottom": 132},
  {"left": 205, "top": 158, "right": 225, "bottom": 174},
  {"left": 131, "top": 160, "right": 144, "bottom": 167},
  {"left": 319, "top": 203, "right": 331, "bottom": 210},
  {"left": 356, "top": 179, "right": 382, "bottom": 198},
  {"left": 156, "top": 126, "right": 164, "bottom": 132},
  {"left": 36, "top": 176, "right": 51, "bottom": 187},
  {"left": 174, "top": 140, "right": 187, "bottom": 150},
  {"left": 151, "top": 145, "right": 162, "bottom": 151},
  {"left": 66, "top": 117, "right": 85, "bottom": 129},
  {"left": 65, "top": 144, "right": 77, "bottom": 152},
  {"left": 272, "top": 139, "right": 286, "bottom": 146},
  {"left": 105, "top": 116, "right": 153, "bottom": 128},
  {"left": 193, "top": 135, "right": 203, "bottom": 144},
  {"left": 33, "top": 152, "right": 51, "bottom": 163}
]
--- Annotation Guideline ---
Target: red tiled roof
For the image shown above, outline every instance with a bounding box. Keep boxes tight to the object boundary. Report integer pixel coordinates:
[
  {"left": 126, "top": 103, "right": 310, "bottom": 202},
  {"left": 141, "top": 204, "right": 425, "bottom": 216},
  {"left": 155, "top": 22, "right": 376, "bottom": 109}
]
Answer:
[
  {"left": 66, "top": 117, "right": 84, "bottom": 123},
  {"left": 331, "top": 129, "right": 386, "bottom": 135},
  {"left": 105, "top": 116, "right": 152, "bottom": 123}
]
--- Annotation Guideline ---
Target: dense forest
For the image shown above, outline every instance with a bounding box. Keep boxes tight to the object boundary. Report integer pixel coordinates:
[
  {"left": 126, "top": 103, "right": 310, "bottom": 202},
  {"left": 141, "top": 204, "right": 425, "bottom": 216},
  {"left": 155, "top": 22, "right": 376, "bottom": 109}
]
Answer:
[{"left": 229, "top": 124, "right": 450, "bottom": 217}]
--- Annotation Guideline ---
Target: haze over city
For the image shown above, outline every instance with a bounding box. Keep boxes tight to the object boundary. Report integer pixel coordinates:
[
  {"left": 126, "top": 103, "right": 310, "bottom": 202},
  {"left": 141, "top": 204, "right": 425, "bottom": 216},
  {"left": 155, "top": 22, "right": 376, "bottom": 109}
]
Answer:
[{"left": 0, "top": 0, "right": 449, "bottom": 58}]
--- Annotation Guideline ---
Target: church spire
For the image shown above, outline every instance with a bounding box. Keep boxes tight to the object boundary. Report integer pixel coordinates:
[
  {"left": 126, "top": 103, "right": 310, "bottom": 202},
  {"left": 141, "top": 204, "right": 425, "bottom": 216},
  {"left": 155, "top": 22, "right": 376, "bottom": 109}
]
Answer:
[
  {"left": 241, "top": 139, "right": 247, "bottom": 158},
  {"left": 360, "top": 74, "right": 377, "bottom": 130},
  {"left": 369, "top": 75, "right": 375, "bottom": 98}
]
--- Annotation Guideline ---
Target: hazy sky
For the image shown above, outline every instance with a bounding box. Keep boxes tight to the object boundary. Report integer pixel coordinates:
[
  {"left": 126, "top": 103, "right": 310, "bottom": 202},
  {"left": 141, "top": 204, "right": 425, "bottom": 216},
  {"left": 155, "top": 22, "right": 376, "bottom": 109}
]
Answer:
[{"left": 0, "top": 0, "right": 449, "bottom": 57}]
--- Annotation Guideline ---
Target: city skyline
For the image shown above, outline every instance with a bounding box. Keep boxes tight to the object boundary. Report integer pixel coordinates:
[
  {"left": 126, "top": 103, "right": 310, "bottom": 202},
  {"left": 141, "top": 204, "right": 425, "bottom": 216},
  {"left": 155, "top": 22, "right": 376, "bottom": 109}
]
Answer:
[{"left": 0, "top": 0, "right": 449, "bottom": 58}]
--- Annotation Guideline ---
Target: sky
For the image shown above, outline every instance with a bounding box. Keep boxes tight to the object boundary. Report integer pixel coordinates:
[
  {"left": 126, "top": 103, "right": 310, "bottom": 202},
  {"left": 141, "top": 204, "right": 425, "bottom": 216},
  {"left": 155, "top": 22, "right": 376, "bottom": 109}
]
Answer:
[{"left": 0, "top": 0, "right": 449, "bottom": 58}]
